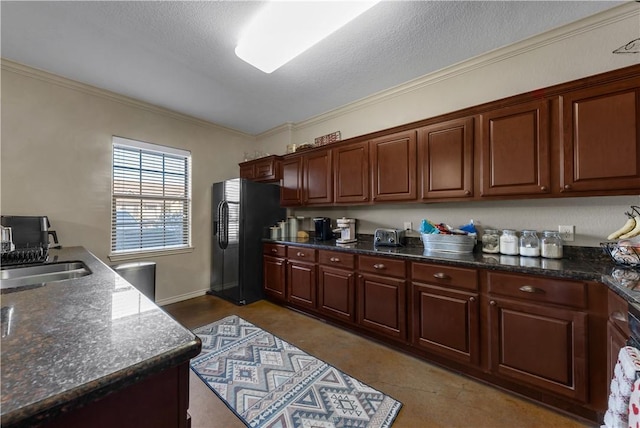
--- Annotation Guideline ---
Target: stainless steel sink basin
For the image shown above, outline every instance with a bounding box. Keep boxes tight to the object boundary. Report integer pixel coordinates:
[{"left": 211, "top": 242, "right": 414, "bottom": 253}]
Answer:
[{"left": 0, "top": 261, "right": 92, "bottom": 290}]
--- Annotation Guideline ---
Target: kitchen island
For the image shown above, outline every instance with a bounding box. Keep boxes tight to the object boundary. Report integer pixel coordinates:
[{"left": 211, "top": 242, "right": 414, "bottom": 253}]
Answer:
[{"left": 0, "top": 246, "right": 201, "bottom": 428}]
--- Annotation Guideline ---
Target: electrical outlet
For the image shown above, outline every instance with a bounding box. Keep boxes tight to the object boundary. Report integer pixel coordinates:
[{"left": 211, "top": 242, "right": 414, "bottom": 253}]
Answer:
[
  {"left": 404, "top": 221, "right": 412, "bottom": 231},
  {"left": 558, "top": 225, "right": 575, "bottom": 242}
]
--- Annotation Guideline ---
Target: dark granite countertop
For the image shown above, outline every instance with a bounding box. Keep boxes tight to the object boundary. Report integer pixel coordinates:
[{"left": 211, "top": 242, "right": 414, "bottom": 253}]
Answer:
[
  {"left": 266, "top": 235, "right": 640, "bottom": 310},
  {"left": 0, "top": 246, "right": 201, "bottom": 427}
]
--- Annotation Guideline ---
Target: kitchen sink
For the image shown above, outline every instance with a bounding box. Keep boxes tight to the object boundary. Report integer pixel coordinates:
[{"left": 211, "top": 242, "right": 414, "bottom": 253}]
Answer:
[{"left": 0, "top": 261, "right": 91, "bottom": 290}]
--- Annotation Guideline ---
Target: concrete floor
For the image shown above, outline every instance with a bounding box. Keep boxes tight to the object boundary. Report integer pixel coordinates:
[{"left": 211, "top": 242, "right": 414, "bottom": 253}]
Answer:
[{"left": 163, "top": 295, "right": 594, "bottom": 428}]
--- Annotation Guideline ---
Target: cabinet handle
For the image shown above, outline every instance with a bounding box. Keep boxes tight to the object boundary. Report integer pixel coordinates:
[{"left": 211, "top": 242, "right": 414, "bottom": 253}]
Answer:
[
  {"left": 330, "top": 257, "right": 340, "bottom": 262},
  {"left": 612, "top": 311, "right": 627, "bottom": 322},
  {"left": 490, "top": 300, "right": 496, "bottom": 306},
  {"left": 469, "top": 296, "right": 476, "bottom": 302},
  {"left": 464, "top": 190, "right": 471, "bottom": 196},
  {"left": 519, "top": 285, "right": 544, "bottom": 294},
  {"left": 540, "top": 186, "right": 547, "bottom": 191},
  {"left": 433, "top": 272, "right": 450, "bottom": 280},
  {"left": 373, "top": 263, "right": 386, "bottom": 270},
  {"left": 297, "top": 252, "right": 305, "bottom": 257},
  {"left": 563, "top": 184, "right": 572, "bottom": 191},
  {"left": 271, "top": 248, "right": 277, "bottom": 253}
]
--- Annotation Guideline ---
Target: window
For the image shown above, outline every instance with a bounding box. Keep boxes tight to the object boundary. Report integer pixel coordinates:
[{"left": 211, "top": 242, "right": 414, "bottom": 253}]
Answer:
[{"left": 111, "top": 136, "right": 191, "bottom": 255}]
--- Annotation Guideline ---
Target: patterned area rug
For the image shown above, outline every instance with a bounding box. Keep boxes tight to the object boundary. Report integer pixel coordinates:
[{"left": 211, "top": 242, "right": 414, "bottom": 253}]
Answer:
[{"left": 191, "top": 315, "right": 402, "bottom": 428}]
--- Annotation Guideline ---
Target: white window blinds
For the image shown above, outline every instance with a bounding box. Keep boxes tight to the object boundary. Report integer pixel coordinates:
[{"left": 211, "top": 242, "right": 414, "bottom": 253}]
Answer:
[{"left": 111, "top": 136, "right": 191, "bottom": 254}]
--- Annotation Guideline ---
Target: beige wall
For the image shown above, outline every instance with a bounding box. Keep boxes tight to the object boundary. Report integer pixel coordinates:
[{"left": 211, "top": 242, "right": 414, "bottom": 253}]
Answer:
[
  {"left": 260, "top": 4, "right": 640, "bottom": 247},
  {"left": 1, "top": 62, "right": 255, "bottom": 304}
]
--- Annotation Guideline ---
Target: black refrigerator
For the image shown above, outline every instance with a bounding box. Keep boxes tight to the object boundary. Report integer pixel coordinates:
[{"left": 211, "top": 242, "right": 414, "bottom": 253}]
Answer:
[{"left": 208, "top": 178, "right": 285, "bottom": 305}]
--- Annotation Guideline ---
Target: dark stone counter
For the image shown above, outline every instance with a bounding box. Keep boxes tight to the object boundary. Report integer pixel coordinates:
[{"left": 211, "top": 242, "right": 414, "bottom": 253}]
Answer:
[
  {"left": 0, "top": 246, "right": 201, "bottom": 427},
  {"left": 266, "top": 235, "right": 640, "bottom": 309}
]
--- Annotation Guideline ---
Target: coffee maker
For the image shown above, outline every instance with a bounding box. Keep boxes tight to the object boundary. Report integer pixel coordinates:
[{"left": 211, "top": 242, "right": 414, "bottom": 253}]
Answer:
[
  {"left": 313, "top": 217, "right": 333, "bottom": 241},
  {"left": 336, "top": 217, "right": 357, "bottom": 244}
]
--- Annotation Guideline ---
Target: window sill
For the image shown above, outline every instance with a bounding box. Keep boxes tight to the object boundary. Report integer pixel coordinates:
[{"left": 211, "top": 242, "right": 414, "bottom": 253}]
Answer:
[{"left": 108, "top": 246, "right": 194, "bottom": 262}]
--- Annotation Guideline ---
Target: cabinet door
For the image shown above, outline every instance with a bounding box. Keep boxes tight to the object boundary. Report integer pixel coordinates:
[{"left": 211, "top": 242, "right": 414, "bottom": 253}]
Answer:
[
  {"left": 357, "top": 272, "right": 407, "bottom": 341},
  {"left": 560, "top": 80, "right": 640, "bottom": 193},
  {"left": 280, "top": 156, "right": 303, "bottom": 207},
  {"left": 318, "top": 265, "right": 355, "bottom": 323},
  {"left": 480, "top": 99, "right": 550, "bottom": 196},
  {"left": 263, "top": 255, "right": 286, "bottom": 301},
  {"left": 488, "top": 297, "right": 588, "bottom": 402},
  {"left": 411, "top": 283, "right": 479, "bottom": 366},
  {"left": 370, "top": 130, "right": 417, "bottom": 202},
  {"left": 608, "top": 321, "right": 630, "bottom": 384},
  {"left": 287, "top": 261, "right": 317, "bottom": 309},
  {"left": 334, "top": 141, "right": 370, "bottom": 203},
  {"left": 239, "top": 163, "right": 255, "bottom": 180},
  {"left": 304, "top": 149, "right": 333, "bottom": 205},
  {"left": 418, "top": 117, "right": 474, "bottom": 199}
]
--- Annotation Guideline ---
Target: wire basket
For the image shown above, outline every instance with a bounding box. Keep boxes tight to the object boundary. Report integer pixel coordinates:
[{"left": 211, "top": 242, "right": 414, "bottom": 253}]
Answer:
[
  {"left": 601, "top": 242, "right": 640, "bottom": 267},
  {"left": 422, "top": 233, "right": 476, "bottom": 253}
]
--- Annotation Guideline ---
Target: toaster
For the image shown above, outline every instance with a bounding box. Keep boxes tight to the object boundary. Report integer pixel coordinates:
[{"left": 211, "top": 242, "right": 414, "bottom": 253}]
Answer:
[{"left": 374, "top": 228, "right": 405, "bottom": 247}]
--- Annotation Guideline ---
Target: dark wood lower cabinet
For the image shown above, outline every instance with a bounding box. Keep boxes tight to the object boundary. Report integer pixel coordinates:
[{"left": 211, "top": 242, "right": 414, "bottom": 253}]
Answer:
[
  {"left": 411, "top": 283, "right": 480, "bottom": 366},
  {"left": 287, "top": 260, "right": 316, "bottom": 309},
  {"left": 357, "top": 273, "right": 407, "bottom": 341},
  {"left": 263, "top": 255, "right": 286, "bottom": 302},
  {"left": 488, "top": 298, "right": 588, "bottom": 402},
  {"left": 43, "top": 363, "right": 190, "bottom": 428},
  {"left": 318, "top": 265, "right": 355, "bottom": 322}
]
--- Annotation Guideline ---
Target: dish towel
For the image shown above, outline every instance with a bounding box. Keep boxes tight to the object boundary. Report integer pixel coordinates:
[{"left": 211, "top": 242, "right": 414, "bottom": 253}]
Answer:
[{"left": 602, "top": 346, "right": 640, "bottom": 428}]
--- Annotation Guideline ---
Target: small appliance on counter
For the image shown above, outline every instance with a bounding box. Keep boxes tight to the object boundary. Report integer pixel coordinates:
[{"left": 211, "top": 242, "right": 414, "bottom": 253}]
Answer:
[
  {"left": 313, "top": 217, "right": 333, "bottom": 241},
  {"left": 0, "top": 215, "right": 59, "bottom": 265},
  {"left": 374, "top": 228, "right": 405, "bottom": 247},
  {"left": 336, "top": 217, "right": 357, "bottom": 244}
]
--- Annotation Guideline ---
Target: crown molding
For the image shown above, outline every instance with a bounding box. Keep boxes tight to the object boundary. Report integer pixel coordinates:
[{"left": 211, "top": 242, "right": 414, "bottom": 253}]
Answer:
[
  {"left": 294, "top": 2, "right": 639, "bottom": 131},
  {"left": 1, "top": 58, "right": 255, "bottom": 140}
]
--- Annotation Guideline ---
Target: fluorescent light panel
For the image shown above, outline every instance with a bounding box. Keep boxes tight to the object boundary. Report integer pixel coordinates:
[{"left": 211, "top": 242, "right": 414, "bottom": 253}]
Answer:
[{"left": 235, "top": 1, "right": 380, "bottom": 73}]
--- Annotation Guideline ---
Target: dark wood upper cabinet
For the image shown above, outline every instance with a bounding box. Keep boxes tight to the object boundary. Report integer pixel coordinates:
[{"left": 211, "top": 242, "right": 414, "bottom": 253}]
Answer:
[
  {"left": 560, "top": 78, "right": 640, "bottom": 193},
  {"left": 334, "top": 141, "right": 370, "bottom": 204},
  {"left": 418, "top": 117, "right": 474, "bottom": 200},
  {"left": 480, "top": 99, "right": 551, "bottom": 197},
  {"left": 280, "top": 155, "right": 303, "bottom": 207},
  {"left": 303, "top": 149, "right": 333, "bottom": 205},
  {"left": 239, "top": 155, "right": 281, "bottom": 183},
  {"left": 370, "top": 130, "right": 417, "bottom": 202}
]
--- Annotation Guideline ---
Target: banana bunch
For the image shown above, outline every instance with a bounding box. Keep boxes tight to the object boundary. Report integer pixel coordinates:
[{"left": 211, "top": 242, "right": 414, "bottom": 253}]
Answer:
[{"left": 608, "top": 206, "right": 640, "bottom": 240}]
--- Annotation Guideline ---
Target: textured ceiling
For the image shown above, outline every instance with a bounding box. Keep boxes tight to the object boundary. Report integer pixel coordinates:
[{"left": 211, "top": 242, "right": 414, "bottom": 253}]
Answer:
[{"left": 0, "top": 1, "right": 625, "bottom": 135}]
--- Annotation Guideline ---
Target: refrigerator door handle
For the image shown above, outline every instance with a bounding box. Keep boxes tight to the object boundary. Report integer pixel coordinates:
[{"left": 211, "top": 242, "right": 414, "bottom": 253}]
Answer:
[{"left": 219, "top": 200, "right": 229, "bottom": 249}]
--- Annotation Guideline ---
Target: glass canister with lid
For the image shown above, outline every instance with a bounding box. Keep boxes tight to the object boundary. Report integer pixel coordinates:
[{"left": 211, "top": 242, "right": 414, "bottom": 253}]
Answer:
[
  {"left": 482, "top": 229, "right": 500, "bottom": 254},
  {"left": 519, "top": 230, "right": 540, "bottom": 257},
  {"left": 540, "top": 230, "right": 563, "bottom": 259},
  {"left": 499, "top": 230, "right": 519, "bottom": 255}
]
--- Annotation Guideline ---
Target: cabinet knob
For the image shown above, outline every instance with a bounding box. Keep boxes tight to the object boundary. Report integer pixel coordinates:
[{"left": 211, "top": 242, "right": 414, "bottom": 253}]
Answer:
[
  {"left": 612, "top": 311, "right": 627, "bottom": 322},
  {"left": 464, "top": 190, "right": 471, "bottom": 196},
  {"left": 563, "top": 184, "right": 572, "bottom": 190},
  {"left": 373, "top": 263, "right": 386, "bottom": 270},
  {"left": 469, "top": 296, "right": 476, "bottom": 302},
  {"left": 540, "top": 186, "right": 547, "bottom": 192},
  {"left": 297, "top": 252, "right": 305, "bottom": 257},
  {"left": 519, "top": 285, "right": 544, "bottom": 294},
  {"left": 433, "top": 272, "right": 450, "bottom": 280},
  {"left": 330, "top": 257, "right": 340, "bottom": 262},
  {"left": 489, "top": 300, "right": 496, "bottom": 306}
]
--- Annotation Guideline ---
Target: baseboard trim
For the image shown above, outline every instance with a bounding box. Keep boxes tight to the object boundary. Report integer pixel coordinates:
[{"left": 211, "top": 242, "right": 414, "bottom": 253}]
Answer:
[{"left": 157, "top": 288, "right": 209, "bottom": 306}]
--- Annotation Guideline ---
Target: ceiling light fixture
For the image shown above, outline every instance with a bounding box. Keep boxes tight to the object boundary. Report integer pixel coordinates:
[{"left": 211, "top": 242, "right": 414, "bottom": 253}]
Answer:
[{"left": 235, "top": 1, "right": 380, "bottom": 74}]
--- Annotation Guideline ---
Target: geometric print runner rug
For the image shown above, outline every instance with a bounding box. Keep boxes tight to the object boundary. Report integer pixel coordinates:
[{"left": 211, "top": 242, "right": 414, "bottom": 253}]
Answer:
[{"left": 191, "top": 315, "right": 402, "bottom": 428}]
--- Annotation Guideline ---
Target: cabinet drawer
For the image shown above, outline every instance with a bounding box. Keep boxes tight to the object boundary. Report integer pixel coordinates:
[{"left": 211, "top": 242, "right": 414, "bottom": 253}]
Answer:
[
  {"left": 411, "top": 262, "right": 478, "bottom": 291},
  {"left": 287, "top": 246, "right": 317, "bottom": 262},
  {"left": 486, "top": 271, "right": 587, "bottom": 309},
  {"left": 255, "top": 160, "right": 275, "bottom": 179},
  {"left": 358, "top": 255, "right": 406, "bottom": 278},
  {"left": 318, "top": 250, "right": 355, "bottom": 269},
  {"left": 608, "top": 289, "right": 630, "bottom": 335},
  {"left": 264, "top": 243, "right": 286, "bottom": 257}
]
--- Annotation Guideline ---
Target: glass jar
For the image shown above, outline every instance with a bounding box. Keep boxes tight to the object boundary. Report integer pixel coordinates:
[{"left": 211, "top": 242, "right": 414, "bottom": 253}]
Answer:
[
  {"left": 482, "top": 229, "right": 500, "bottom": 253},
  {"left": 519, "top": 230, "right": 540, "bottom": 257},
  {"left": 540, "top": 230, "right": 563, "bottom": 259},
  {"left": 499, "top": 230, "right": 519, "bottom": 255}
]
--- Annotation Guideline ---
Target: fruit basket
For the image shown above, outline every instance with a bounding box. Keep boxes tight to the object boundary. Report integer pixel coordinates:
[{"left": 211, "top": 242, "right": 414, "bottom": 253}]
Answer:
[{"left": 601, "top": 242, "right": 640, "bottom": 267}]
